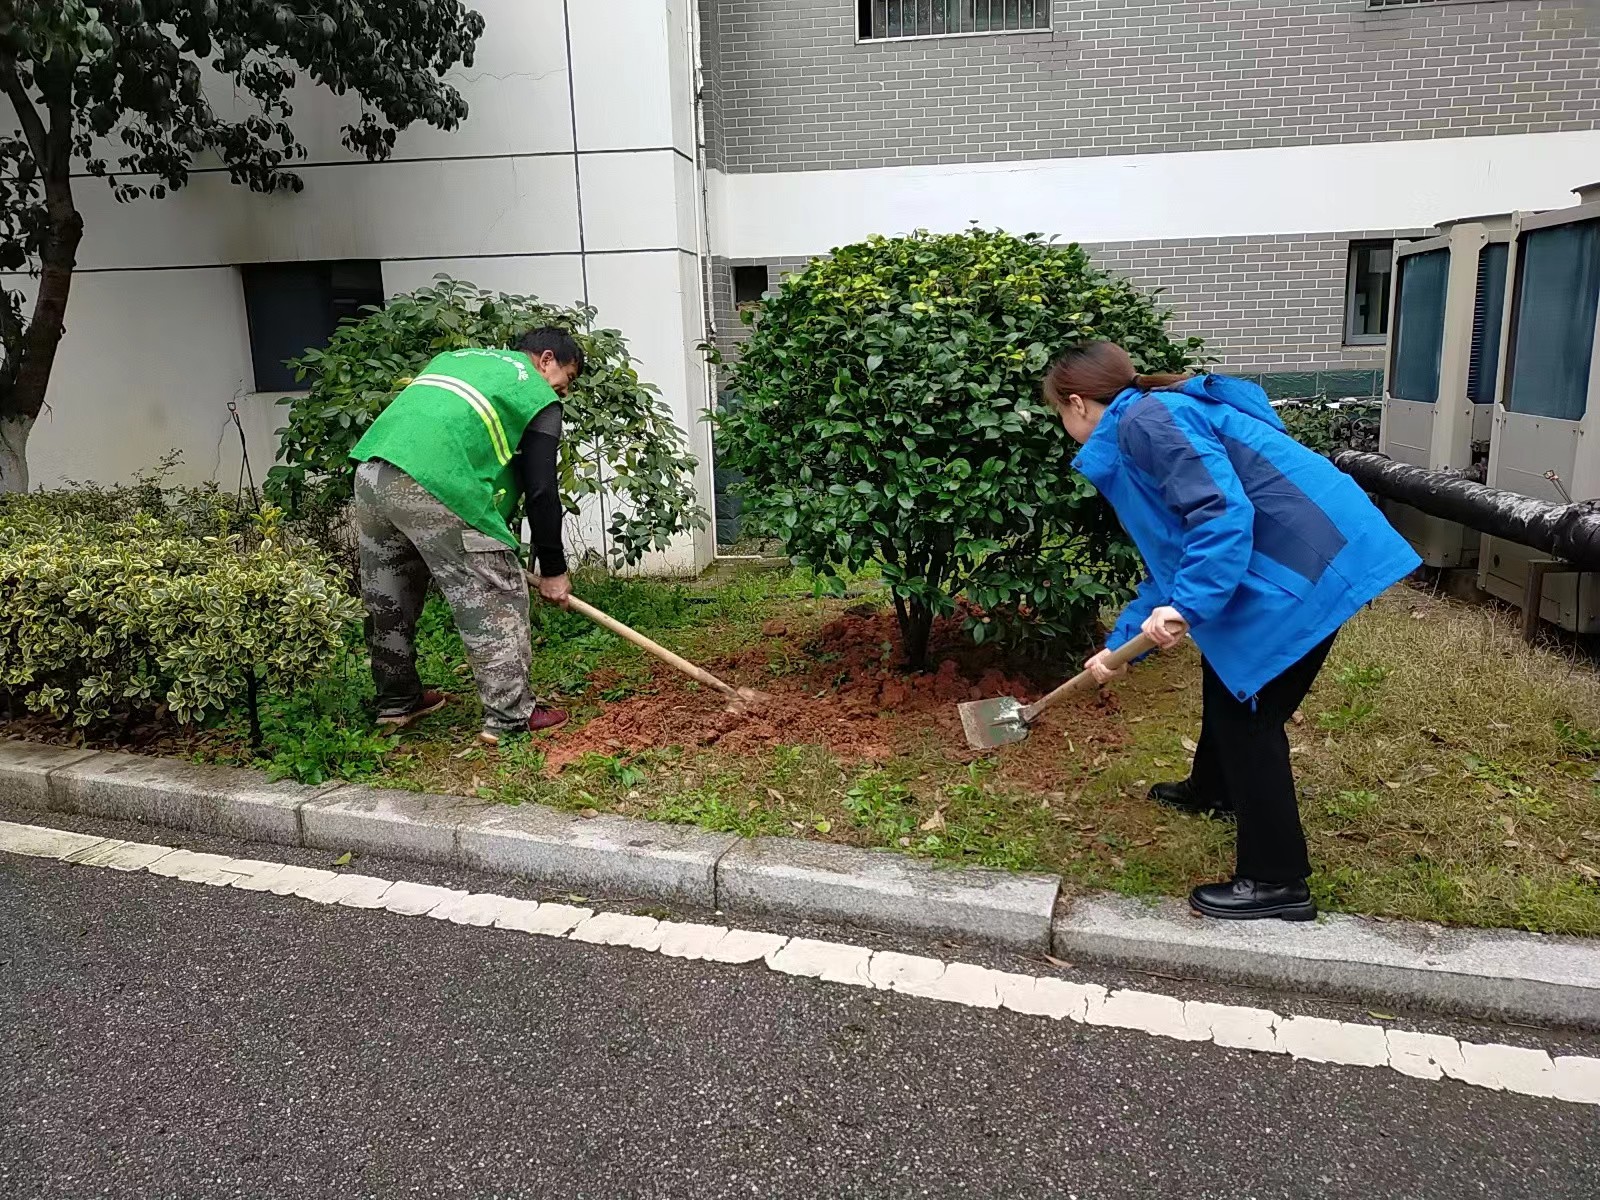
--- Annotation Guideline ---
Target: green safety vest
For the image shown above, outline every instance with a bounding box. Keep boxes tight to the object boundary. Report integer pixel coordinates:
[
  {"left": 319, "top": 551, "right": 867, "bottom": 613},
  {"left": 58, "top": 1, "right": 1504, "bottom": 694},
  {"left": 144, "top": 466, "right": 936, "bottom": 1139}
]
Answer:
[{"left": 351, "top": 348, "right": 560, "bottom": 549}]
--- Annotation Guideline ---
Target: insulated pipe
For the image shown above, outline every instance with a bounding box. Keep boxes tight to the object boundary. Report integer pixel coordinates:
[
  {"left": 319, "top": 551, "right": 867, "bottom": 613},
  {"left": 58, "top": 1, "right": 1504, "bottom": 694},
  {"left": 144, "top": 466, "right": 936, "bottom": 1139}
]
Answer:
[{"left": 1331, "top": 450, "right": 1600, "bottom": 570}]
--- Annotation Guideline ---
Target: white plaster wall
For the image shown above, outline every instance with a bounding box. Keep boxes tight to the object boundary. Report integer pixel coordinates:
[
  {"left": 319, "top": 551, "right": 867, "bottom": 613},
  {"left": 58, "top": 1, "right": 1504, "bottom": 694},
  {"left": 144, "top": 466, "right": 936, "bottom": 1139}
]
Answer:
[
  {"left": 58, "top": 154, "right": 583, "bottom": 271},
  {"left": 709, "top": 130, "right": 1600, "bottom": 260},
  {"left": 16, "top": 269, "right": 271, "bottom": 491},
  {"left": 382, "top": 256, "right": 590, "bottom": 311}
]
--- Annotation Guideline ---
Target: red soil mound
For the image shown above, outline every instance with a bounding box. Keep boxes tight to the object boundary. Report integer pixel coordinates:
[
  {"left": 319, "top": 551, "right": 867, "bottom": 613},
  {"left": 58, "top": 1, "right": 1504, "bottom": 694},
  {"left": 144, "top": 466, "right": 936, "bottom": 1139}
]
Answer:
[{"left": 542, "top": 607, "right": 1122, "bottom": 776}]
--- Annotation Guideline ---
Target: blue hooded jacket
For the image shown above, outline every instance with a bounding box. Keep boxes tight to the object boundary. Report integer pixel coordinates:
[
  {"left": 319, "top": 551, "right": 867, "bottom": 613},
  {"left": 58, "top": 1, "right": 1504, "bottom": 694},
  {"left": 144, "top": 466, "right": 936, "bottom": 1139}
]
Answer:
[{"left": 1070, "top": 375, "right": 1420, "bottom": 703}]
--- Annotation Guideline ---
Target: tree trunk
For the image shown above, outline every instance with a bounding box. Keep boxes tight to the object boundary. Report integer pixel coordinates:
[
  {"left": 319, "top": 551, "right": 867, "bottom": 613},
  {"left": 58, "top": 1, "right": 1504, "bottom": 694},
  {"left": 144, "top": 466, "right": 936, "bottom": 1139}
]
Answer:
[
  {"left": 0, "top": 80, "right": 83, "bottom": 486},
  {"left": 9, "top": 205, "right": 84, "bottom": 422},
  {"left": 0, "top": 412, "right": 32, "bottom": 493},
  {"left": 901, "top": 599, "right": 935, "bottom": 672}
]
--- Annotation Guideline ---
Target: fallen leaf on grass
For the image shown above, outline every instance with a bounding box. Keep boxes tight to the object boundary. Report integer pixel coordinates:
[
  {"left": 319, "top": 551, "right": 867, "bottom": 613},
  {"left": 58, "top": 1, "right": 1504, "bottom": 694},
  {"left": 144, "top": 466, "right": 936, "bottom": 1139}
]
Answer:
[
  {"left": 1368, "top": 1011, "right": 1397, "bottom": 1021},
  {"left": 814, "top": 819, "right": 832, "bottom": 834},
  {"left": 1500, "top": 815, "right": 1517, "bottom": 837},
  {"left": 331, "top": 852, "right": 352, "bottom": 868},
  {"left": 1576, "top": 862, "right": 1600, "bottom": 882},
  {"left": 766, "top": 788, "right": 785, "bottom": 803},
  {"left": 1503, "top": 840, "right": 1521, "bottom": 849},
  {"left": 919, "top": 809, "right": 947, "bottom": 832},
  {"left": 1180, "top": 737, "right": 1199, "bottom": 753},
  {"left": 452, "top": 747, "right": 479, "bottom": 760},
  {"left": 1291, "top": 710, "right": 1305, "bottom": 726},
  {"left": 1042, "top": 954, "right": 1075, "bottom": 970},
  {"left": 1382, "top": 781, "right": 1402, "bottom": 790},
  {"left": 579, "top": 808, "right": 599, "bottom": 819}
]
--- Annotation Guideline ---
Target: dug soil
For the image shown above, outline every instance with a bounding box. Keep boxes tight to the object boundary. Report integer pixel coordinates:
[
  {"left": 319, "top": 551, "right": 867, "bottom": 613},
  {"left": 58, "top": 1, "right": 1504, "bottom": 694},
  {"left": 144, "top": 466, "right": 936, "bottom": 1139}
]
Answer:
[{"left": 544, "top": 607, "right": 1124, "bottom": 783}]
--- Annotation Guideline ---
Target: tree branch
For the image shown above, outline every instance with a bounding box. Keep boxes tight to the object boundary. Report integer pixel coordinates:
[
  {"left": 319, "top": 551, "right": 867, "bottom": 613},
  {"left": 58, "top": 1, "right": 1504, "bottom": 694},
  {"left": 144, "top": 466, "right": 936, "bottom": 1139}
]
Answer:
[{"left": 0, "top": 57, "right": 50, "bottom": 173}]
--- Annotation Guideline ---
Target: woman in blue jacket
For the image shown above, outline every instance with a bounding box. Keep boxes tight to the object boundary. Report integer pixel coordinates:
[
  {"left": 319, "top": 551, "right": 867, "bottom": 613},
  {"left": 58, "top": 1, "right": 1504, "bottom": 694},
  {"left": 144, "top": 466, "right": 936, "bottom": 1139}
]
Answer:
[{"left": 1044, "top": 341, "right": 1420, "bottom": 921}]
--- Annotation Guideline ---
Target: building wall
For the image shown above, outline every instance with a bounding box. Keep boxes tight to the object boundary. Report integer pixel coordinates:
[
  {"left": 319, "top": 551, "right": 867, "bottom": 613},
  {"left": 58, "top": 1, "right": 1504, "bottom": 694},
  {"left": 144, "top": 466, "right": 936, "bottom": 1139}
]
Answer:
[
  {"left": 699, "top": 0, "right": 1600, "bottom": 396},
  {"left": 706, "top": 0, "right": 1600, "bottom": 173},
  {"left": 9, "top": 0, "right": 716, "bottom": 572}
]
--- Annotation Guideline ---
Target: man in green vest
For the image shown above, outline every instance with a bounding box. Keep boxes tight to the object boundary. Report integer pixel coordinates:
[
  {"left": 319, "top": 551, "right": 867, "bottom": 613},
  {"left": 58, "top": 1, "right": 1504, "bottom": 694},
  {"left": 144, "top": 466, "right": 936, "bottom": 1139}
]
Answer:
[{"left": 349, "top": 327, "right": 583, "bottom": 745}]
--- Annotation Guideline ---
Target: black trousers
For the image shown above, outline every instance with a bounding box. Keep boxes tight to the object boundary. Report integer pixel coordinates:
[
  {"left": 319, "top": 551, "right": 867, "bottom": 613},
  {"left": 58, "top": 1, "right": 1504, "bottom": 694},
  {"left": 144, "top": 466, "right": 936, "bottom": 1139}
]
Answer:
[{"left": 1189, "top": 634, "right": 1336, "bottom": 884}]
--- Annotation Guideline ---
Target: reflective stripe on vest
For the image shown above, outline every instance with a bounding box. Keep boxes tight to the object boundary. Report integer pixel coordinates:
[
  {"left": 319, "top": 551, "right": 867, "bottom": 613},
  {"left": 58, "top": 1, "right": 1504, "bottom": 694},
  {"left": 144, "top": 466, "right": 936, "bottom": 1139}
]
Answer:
[{"left": 412, "top": 374, "right": 513, "bottom": 465}]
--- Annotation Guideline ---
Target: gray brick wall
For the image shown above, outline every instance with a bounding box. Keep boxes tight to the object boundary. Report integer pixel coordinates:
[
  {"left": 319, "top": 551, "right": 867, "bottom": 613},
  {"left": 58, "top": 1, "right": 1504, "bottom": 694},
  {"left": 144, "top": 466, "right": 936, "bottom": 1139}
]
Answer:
[
  {"left": 707, "top": 235, "right": 1426, "bottom": 379},
  {"left": 698, "top": 0, "right": 726, "bottom": 171},
  {"left": 703, "top": 0, "right": 1600, "bottom": 173}
]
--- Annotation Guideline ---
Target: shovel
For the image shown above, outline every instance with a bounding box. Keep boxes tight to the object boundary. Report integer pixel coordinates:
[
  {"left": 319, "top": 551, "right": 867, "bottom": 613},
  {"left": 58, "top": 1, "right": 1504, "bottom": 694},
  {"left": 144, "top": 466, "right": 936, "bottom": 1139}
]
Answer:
[
  {"left": 958, "top": 626, "right": 1177, "bottom": 751},
  {"left": 529, "top": 572, "right": 768, "bottom": 714}
]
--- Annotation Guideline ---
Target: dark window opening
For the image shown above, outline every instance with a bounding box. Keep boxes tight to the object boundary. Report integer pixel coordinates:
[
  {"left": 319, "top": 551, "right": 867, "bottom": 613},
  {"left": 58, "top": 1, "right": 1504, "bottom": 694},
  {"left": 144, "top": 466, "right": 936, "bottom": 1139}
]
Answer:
[
  {"left": 1467, "top": 241, "right": 1509, "bottom": 405},
  {"left": 242, "top": 260, "right": 385, "bottom": 393},
  {"left": 1344, "top": 240, "right": 1394, "bottom": 346},
  {"left": 733, "top": 265, "right": 769, "bottom": 307},
  {"left": 859, "top": 1, "right": 1050, "bottom": 40}
]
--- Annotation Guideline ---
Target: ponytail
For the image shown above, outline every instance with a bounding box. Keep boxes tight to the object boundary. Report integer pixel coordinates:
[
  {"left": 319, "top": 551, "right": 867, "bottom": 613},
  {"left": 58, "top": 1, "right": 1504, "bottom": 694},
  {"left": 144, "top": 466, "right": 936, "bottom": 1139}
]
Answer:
[
  {"left": 1043, "top": 340, "right": 1192, "bottom": 411},
  {"left": 1132, "top": 370, "right": 1192, "bottom": 390}
]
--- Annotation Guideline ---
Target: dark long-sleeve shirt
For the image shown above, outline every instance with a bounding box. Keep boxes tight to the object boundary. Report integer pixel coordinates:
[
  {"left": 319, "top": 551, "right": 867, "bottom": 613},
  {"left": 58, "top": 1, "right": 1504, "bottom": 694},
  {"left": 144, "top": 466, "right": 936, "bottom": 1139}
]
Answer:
[{"left": 517, "top": 403, "right": 568, "bottom": 578}]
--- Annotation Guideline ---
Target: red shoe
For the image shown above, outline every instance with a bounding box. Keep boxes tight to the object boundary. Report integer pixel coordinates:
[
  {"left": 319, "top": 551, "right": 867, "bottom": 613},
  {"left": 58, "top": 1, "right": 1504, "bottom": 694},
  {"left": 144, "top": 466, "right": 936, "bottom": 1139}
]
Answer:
[
  {"left": 479, "top": 706, "right": 569, "bottom": 746},
  {"left": 376, "top": 689, "right": 449, "bottom": 729}
]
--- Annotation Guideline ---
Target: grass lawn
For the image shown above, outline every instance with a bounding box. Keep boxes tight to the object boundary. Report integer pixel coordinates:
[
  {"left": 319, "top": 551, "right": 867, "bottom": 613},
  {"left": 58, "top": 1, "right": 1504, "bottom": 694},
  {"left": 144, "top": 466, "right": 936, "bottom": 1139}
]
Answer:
[{"left": 10, "top": 563, "right": 1600, "bottom": 936}]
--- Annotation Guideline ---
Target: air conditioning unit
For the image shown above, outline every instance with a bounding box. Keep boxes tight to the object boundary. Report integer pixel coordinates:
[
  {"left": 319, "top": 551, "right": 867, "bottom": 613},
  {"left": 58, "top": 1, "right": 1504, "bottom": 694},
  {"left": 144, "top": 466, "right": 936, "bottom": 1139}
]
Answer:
[
  {"left": 1478, "top": 186, "right": 1600, "bottom": 632},
  {"left": 1378, "top": 215, "right": 1513, "bottom": 567}
]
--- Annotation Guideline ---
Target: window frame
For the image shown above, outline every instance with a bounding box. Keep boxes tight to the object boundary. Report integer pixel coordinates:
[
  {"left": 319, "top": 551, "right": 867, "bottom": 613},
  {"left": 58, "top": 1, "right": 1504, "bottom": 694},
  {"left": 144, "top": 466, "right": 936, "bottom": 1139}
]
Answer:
[
  {"left": 856, "top": 0, "right": 1053, "bottom": 45},
  {"left": 240, "top": 259, "right": 385, "bottom": 394},
  {"left": 1344, "top": 239, "right": 1396, "bottom": 347}
]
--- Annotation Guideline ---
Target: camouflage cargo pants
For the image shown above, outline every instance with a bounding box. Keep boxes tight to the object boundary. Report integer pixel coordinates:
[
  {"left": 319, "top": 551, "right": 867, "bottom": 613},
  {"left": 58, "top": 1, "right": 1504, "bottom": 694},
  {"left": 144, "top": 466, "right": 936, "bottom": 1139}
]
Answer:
[{"left": 354, "top": 460, "right": 535, "bottom": 735}]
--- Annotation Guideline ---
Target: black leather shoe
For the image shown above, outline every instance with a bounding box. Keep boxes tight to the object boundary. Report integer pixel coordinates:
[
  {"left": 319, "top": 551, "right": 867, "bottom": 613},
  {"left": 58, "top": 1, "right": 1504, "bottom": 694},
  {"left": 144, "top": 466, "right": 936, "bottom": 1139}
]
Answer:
[
  {"left": 1190, "top": 878, "right": 1317, "bottom": 921},
  {"left": 1149, "top": 778, "right": 1233, "bottom": 819}
]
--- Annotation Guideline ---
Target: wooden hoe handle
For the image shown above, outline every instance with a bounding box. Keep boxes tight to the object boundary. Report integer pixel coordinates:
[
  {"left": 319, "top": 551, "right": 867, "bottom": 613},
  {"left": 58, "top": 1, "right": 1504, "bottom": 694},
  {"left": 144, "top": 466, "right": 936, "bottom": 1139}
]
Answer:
[{"left": 531, "top": 574, "right": 740, "bottom": 699}]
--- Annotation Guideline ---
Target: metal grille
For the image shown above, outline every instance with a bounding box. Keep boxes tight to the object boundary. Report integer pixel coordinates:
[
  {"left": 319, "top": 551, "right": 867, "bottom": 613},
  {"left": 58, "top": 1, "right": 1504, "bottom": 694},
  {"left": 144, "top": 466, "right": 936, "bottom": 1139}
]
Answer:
[{"left": 860, "top": 1, "right": 1051, "bottom": 41}]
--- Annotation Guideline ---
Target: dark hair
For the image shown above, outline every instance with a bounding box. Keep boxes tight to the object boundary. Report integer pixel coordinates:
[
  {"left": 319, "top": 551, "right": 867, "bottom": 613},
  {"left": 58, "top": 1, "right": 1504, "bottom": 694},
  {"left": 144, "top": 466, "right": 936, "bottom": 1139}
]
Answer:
[
  {"left": 1042, "top": 340, "right": 1189, "bottom": 410},
  {"left": 517, "top": 327, "right": 585, "bottom": 376}
]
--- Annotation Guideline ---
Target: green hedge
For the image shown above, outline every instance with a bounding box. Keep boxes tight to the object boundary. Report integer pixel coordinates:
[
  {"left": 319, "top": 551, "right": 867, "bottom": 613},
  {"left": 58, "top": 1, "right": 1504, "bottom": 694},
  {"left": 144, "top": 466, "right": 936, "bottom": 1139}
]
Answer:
[{"left": 0, "top": 480, "right": 361, "bottom": 730}]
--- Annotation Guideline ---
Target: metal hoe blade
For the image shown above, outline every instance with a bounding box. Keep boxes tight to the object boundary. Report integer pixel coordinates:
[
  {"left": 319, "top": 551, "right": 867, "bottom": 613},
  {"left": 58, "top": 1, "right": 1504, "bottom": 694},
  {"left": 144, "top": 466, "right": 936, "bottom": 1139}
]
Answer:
[{"left": 958, "top": 695, "right": 1031, "bottom": 750}]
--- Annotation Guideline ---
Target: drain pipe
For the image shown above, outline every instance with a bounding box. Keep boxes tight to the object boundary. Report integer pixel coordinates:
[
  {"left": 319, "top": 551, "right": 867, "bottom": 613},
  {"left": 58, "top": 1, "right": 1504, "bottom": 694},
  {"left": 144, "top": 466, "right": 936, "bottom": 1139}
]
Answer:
[{"left": 1332, "top": 450, "right": 1600, "bottom": 570}]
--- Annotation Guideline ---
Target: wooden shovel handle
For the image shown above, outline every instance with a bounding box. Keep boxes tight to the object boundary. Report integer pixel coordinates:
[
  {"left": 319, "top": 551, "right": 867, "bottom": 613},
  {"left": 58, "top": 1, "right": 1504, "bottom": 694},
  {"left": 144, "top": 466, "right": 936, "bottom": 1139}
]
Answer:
[
  {"left": 530, "top": 573, "right": 740, "bottom": 699},
  {"left": 1018, "top": 623, "right": 1182, "bottom": 725}
]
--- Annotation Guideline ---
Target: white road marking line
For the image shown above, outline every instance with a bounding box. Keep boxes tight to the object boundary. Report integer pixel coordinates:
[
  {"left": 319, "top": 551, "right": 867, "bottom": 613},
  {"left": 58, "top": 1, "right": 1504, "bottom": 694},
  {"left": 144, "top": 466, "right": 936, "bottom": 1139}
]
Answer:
[{"left": 3, "top": 818, "right": 1598, "bottom": 1107}]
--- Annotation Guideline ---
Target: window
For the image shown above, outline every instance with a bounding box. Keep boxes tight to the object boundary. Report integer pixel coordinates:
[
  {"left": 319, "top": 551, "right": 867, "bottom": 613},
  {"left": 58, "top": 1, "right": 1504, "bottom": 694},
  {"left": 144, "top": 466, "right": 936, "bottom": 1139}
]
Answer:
[
  {"left": 1503, "top": 218, "right": 1600, "bottom": 422},
  {"left": 858, "top": 0, "right": 1050, "bottom": 41},
  {"left": 733, "top": 265, "right": 769, "bottom": 307},
  {"left": 1388, "top": 247, "right": 1448, "bottom": 403},
  {"left": 241, "top": 260, "right": 385, "bottom": 392},
  {"left": 1344, "top": 240, "right": 1393, "bottom": 346}
]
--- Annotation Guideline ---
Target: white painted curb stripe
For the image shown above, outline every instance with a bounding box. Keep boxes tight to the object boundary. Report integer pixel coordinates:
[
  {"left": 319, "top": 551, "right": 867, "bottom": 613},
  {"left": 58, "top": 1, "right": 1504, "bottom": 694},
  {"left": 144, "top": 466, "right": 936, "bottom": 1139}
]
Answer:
[{"left": 4, "top": 820, "right": 1597, "bottom": 1107}]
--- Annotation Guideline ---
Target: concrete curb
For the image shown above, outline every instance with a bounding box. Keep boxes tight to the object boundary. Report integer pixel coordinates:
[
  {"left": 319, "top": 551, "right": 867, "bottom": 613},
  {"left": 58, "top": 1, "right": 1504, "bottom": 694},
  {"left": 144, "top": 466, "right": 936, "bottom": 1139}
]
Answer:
[
  {"left": 718, "top": 836, "right": 1059, "bottom": 952},
  {"left": 0, "top": 741, "right": 1052, "bottom": 946},
  {"left": 5, "top": 739, "right": 1600, "bottom": 1027},
  {"left": 1055, "top": 895, "right": 1600, "bottom": 1032}
]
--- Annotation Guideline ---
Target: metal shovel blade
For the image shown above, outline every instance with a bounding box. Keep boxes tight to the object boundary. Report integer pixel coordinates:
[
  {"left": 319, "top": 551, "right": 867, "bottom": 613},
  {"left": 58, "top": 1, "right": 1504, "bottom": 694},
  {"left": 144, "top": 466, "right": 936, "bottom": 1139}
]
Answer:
[{"left": 958, "top": 695, "right": 1032, "bottom": 750}]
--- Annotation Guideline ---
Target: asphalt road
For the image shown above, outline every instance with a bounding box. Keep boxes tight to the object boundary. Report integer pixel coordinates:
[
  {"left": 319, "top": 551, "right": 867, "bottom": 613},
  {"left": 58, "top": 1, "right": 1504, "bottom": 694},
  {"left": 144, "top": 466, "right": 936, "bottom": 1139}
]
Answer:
[{"left": 4, "top": 826, "right": 1599, "bottom": 1199}]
